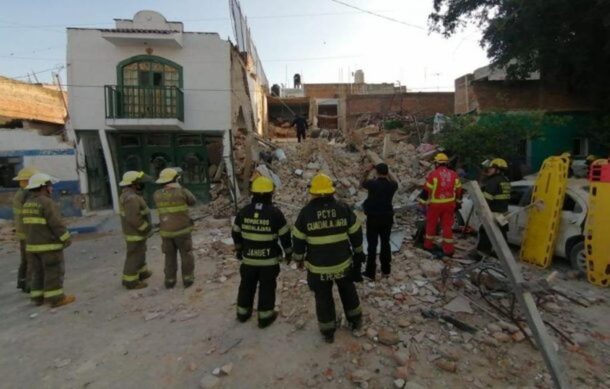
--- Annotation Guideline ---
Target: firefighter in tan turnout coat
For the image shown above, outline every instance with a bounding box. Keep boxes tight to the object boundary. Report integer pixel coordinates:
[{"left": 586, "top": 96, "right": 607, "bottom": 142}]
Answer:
[
  {"left": 12, "top": 166, "right": 39, "bottom": 293},
  {"left": 153, "top": 168, "right": 197, "bottom": 289},
  {"left": 23, "top": 173, "right": 75, "bottom": 307},
  {"left": 119, "top": 171, "right": 153, "bottom": 289}
]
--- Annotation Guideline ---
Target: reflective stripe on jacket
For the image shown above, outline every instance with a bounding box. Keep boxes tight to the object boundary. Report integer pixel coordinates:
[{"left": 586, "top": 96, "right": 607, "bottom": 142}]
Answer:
[
  {"left": 153, "top": 183, "right": 196, "bottom": 238},
  {"left": 423, "top": 166, "right": 462, "bottom": 204},
  {"left": 12, "top": 188, "right": 29, "bottom": 240},
  {"left": 482, "top": 173, "right": 511, "bottom": 213},
  {"left": 292, "top": 196, "right": 363, "bottom": 275},
  {"left": 232, "top": 201, "right": 292, "bottom": 266},
  {"left": 23, "top": 192, "right": 70, "bottom": 253},
  {"left": 119, "top": 188, "right": 151, "bottom": 241}
]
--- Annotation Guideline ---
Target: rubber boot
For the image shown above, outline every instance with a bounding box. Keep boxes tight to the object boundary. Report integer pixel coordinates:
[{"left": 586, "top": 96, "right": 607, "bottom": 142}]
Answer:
[
  {"left": 348, "top": 316, "right": 363, "bottom": 331},
  {"left": 165, "top": 280, "right": 176, "bottom": 289},
  {"left": 258, "top": 311, "right": 278, "bottom": 329},
  {"left": 322, "top": 331, "right": 335, "bottom": 344},
  {"left": 50, "top": 295, "right": 76, "bottom": 308},
  {"left": 139, "top": 270, "right": 152, "bottom": 281},
  {"left": 183, "top": 280, "right": 194, "bottom": 289},
  {"left": 124, "top": 281, "right": 148, "bottom": 290},
  {"left": 237, "top": 312, "right": 252, "bottom": 323}
]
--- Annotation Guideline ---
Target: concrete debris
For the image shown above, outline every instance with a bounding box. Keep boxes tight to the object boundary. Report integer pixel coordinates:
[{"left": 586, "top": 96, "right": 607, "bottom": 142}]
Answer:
[
  {"left": 378, "top": 327, "right": 400, "bottom": 346},
  {"left": 394, "top": 378, "right": 406, "bottom": 388},
  {"left": 199, "top": 374, "right": 220, "bottom": 389},
  {"left": 350, "top": 369, "right": 372, "bottom": 384},
  {"left": 220, "top": 363, "right": 234, "bottom": 376},
  {"left": 435, "top": 359, "right": 457, "bottom": 373},
  {"left": 443, "top": 296, "right": 474, "bottom": 314}
]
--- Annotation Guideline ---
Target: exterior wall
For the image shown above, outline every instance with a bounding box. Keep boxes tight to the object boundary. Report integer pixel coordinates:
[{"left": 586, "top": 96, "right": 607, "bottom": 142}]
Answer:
[
  {"left": 345, "top": 92, "right": 455, "bottom": 129},
  {"left": 454, "top": 77, "right": 592, "bottom": 115},
  {"left": 454, "top": 74, "right": 476, "bottom": 114},
  {"left": 67, "top": 29, "right": 232, "bottom": 132},
  {"left": 0, "top": 77, "right": 67, "bottom": 125},
  {"left": 67, "top": 27, "right": 232, "bottom": 210},
  {"left": 303, "top": 83, "right": 405, "bottom": 99},
  {"left": 0, "top": 128, "right": 81, "bottom": 219}
]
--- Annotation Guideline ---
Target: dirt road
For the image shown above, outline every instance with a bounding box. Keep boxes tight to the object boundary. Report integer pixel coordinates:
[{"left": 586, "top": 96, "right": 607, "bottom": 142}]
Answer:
[{"left": 1, "top": 214, "right": 609, "bottom": 388}]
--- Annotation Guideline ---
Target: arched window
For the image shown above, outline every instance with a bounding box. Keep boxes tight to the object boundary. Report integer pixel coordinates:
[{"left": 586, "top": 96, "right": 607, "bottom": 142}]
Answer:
[
  {"left": 115, "top": 55, "right": 183, "bottom": 119},
  {"left": 118, "top": 55, "right": 182, "bottom": 88}
]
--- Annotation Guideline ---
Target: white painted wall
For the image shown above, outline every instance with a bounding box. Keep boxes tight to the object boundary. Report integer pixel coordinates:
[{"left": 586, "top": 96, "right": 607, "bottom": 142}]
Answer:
[
  {"left": 0, "top": 129, "right": 78, "bottom": 181},
  {"left": 67, "top": 29, "right": 232, "bottom": 132}
]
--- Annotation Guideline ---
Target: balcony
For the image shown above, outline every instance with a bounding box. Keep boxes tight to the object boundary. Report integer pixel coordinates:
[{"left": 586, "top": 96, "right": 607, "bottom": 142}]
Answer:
[{"left": 104, "top": 85, "right": 184, "bottom": 130}]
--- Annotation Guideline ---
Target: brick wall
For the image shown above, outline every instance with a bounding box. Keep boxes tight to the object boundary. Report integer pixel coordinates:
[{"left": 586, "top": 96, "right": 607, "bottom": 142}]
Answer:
[
  {"left": 0, "top": 76, "right": 66, "bottom": 125},
  {"left": 345, "top": 92, "right": 455, "bottom": 129},
  {"left": 454, "top": 75, "right": 592, "bottom": 114}
]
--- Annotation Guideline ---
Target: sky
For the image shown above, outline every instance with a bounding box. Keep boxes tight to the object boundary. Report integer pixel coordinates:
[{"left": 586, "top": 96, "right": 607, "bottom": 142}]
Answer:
[{"left": 0, "top": 0, "right": 490, "bottom": 91}]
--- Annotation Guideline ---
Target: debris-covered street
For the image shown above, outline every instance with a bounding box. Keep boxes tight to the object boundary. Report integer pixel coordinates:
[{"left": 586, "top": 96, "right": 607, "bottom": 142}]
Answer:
[{"left": 1, "top": 139, "right": 609, "bottom": 388}]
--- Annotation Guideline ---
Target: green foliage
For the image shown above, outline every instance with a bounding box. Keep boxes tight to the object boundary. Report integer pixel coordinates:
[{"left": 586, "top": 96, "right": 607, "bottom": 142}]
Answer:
[
  {"left": 435, "top": 112, "right": 547, "bottom": 167},
  {"left": 383, "top": 119, "right": 405, "bottom": 130},
  {"left": 583, "top": 115, "right": 610, "bottom": 150},
  {"left": 429, "top": 0, "right": 610, "bottom": 108}
]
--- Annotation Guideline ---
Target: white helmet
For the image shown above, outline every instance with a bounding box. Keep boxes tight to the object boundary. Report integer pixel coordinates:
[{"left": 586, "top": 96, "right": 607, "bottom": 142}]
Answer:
[{"left": 25, "top": 173, "right": 58, "bottom": 190}]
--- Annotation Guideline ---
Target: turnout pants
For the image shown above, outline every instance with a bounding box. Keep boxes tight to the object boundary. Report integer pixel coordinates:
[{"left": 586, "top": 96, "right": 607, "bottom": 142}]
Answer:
[
  {"left": 424, "top": 202, "right": 456, "bottom": 255},
  {"left": 365, "top": 214, "right": 394, "bottom": 276},
  {"left": 162, "top": 234, "right": 195, "bottom": 285},
  {"left": 307, "top": 272, "right": 362, "bottom": 336},
  {"left": 29, "top": 251, "right": 65, "bottom": 304},
  {"left": 122, "top": 240, "right": 148, "bottom": 287},
  {"left": 236, "top": 264, "right": 279, "bottom": 325},
  {"left": 297, "top": 129, "right": 306, "bottom": 143},
  {"left": 18, "top": 240, "right": 28, "bottom": 289}
]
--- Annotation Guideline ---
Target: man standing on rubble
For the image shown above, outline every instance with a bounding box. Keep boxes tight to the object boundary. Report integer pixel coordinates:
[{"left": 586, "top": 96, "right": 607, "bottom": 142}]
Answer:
[
  {"left": 11, "top": 166, "right": 38, "bottom": 293},
  {"left": 421, "top": 153, "right": 462, "bottom": 258},
  {"left": 471, "top": 158, "right": 511, "bottom": 260},
  {"left": 360, "top": 163, "right": 398, "bottom": 280},
  {"left": 232, "top": 176, "right": 292, "bottom": 328},
  {"left": 154, "top": 168, "right": 197, "bottom": 289},
  {"left": 23, "top": 173, "right": 75, "bottom": 307},
  {"left": 119, "top": 171, "right": 153, "bottom": 290},
  {"left": 291, "top": 114, "right": 308, "bottom": 143},
  {"left": 292, "top": 173, "right": 364, "bottom": 343}
]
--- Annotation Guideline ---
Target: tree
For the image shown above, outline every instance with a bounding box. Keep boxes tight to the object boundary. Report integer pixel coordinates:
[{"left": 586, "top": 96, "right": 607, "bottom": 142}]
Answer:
[
  {"left": 429, "top": 0, "right": 610, "bottom": 108},
  {"left": 435, "top": 112, "right": 547, "bottom": 170}
]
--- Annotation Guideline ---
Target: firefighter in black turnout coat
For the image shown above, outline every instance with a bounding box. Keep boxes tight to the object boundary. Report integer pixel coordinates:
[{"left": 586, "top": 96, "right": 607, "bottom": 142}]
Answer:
[
  {"left": 232, "top": 176, "right": 292, "bottom": 328},
  {"left": 292, "top": 173, "right": 364, "bottom": 343}
]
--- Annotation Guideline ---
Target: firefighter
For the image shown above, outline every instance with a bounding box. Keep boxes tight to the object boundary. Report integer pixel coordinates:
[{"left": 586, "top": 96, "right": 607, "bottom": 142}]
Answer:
[
  {"left": 119, "top": 171, "right": 153, "bottom": 289},
  {"left": 12, "top": 166, "right": 39, "bottom": 293},
  {"left": 153, "top": 168, "right": 197, "bottom": 289},
  {"left": 231, "top": 176, "right": 292, "bottom": 328},
  {"left": 22, "top": 173, "right": 75, "bottom": 307},
  {"left": 292, "top": 173, "right": 364, "bottom": 343},
  {"left": 421, "top": 153, "right": 463, "bottom": 258},
  {"left": 472, "top": 158, "right": 511, "bottom": 259}
]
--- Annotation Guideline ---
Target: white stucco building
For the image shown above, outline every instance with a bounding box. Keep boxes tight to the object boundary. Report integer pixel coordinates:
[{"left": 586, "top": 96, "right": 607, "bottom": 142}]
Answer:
[{"left": 67, "top": 10, "right": 267, "bottom": 210}]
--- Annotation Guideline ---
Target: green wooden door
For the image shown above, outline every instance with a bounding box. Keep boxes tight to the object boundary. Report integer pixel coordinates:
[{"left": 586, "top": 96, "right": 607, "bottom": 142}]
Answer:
[{"left": 114, "top": 133, "right": 210, "bottom": 206}]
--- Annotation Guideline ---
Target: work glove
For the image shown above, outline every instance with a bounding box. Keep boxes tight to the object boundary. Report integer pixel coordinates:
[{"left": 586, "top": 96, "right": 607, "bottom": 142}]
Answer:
[
  {"left": 235, "top": 251, "right": 243, "bottom": 260},
  {"left": 352, "top": 252, "right": 365, "bottom": 269},
  {"left": 455, "top": 201, "right": 462, "bottom": 211},
  {"left": 64, "top": 240, "right": 72, "bottom": 248},
  {"left": 297, "top": 261, "right": 305, "bottom": 270}
]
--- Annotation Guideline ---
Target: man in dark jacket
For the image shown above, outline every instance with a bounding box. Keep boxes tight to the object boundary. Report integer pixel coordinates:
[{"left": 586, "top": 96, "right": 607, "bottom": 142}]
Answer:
[
  {"left": 292, "top": 173, "right": 364, "bottom": 343},
  {"left": 232, "top": 176, "right": 292, "bottom": 328},
  {"left": 291, "top": 114, "right": 308, "bottom": 143},
  {"left": 360, "top": 163, "right": 398, "bottom": 280}
]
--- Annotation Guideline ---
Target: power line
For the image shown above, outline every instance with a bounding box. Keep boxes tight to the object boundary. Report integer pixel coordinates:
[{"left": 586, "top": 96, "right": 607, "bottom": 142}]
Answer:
[{"left": 328, "top": 0, "right": 427, "bottom": 31}]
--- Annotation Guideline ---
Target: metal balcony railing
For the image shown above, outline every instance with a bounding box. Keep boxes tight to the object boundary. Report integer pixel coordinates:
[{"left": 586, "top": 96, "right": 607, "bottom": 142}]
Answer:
[{"left": 105, "top": 85, "right": 184, "bottom": 121}]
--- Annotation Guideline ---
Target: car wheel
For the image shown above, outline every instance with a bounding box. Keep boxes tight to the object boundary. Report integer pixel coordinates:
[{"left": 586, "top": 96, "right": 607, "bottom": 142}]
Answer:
[{"left": 569, "top": 241, "right": 586, "bottom": 272}]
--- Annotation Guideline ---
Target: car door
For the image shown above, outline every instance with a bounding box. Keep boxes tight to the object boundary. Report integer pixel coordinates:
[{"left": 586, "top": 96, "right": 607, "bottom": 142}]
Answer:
[
  {"left": 507, "top": 184, "right": 533, "bottom": 245},
  {"left": 555, "top": 190, "right": 585, "bottom": 257}
]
